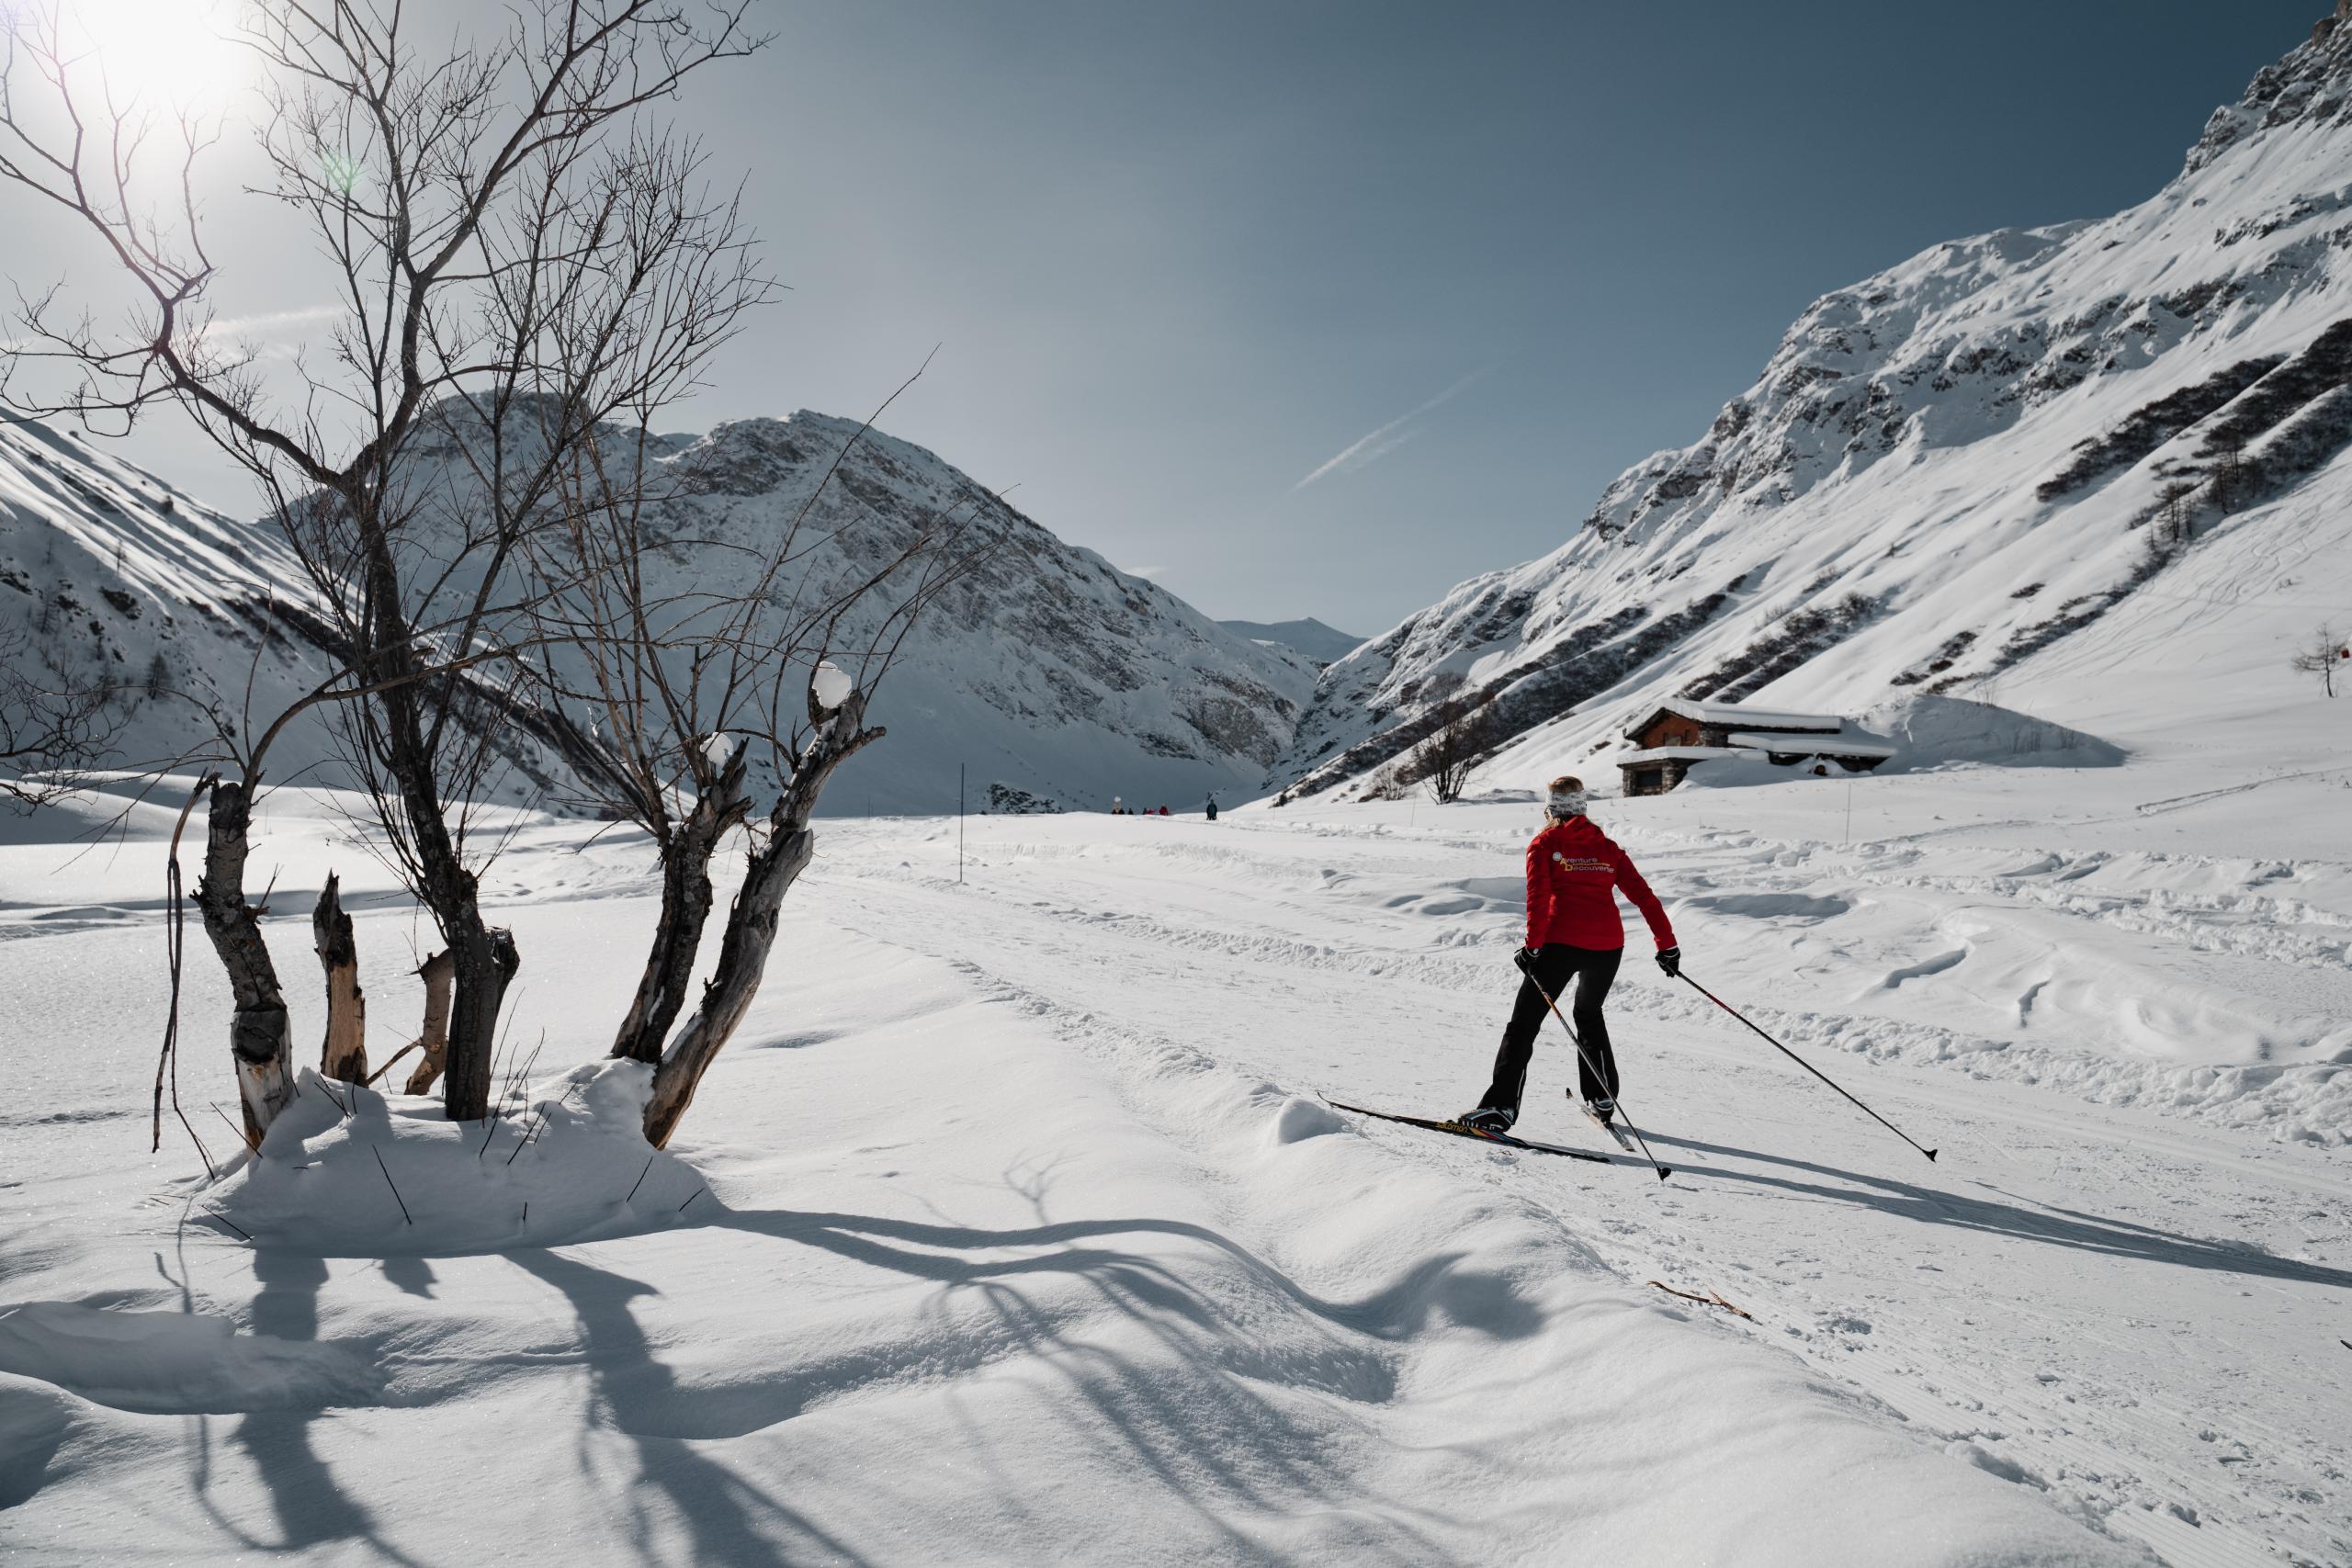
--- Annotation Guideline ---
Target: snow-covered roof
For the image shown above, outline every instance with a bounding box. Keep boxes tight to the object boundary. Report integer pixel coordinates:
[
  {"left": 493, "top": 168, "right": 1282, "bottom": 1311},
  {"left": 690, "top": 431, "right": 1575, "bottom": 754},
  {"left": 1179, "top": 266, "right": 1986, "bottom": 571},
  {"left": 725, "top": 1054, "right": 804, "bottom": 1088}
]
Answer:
[
  {"left": 1625, "top": 698, "right": 1847, "bottom": 738},
  {"left": 1726, "top": 730, "right": 1900, "bottom": 759}
]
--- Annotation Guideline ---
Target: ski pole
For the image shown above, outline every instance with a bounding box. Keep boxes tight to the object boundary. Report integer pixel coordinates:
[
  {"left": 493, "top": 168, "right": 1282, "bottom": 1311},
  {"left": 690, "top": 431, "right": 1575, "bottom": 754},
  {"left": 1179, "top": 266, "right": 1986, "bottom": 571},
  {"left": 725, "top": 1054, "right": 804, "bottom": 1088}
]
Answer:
[
  {"left": 1521, "top": 962, "right": 1672, "bottom": 1182},
  {"left": 1677, "top": 972, "right": 1938, "bottom": 1163}
]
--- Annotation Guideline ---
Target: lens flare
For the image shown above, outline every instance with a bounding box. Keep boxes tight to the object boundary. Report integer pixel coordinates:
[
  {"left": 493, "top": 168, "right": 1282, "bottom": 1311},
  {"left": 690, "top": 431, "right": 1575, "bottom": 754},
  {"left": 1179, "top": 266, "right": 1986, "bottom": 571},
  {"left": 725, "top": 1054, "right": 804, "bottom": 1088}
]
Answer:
[{"left": 61, "top": 0, "right": 239, "bottom": 107}]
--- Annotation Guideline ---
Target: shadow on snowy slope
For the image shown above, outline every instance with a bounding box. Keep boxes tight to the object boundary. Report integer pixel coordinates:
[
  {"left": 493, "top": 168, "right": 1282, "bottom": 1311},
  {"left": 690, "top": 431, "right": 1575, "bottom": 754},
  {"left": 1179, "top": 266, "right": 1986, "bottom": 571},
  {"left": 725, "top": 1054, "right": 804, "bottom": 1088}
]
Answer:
[
  {"left": 514, "top": 1250, "right": 878, "bottom": 1568},
  {"left": 715, "top": 1206, "right": 1542, "bottom": 1343},
  {"left": 1651, "top": 1134, "right": 2352, "bottom": 1290},
  {"left": 216, "top": 1251, "right": 412, "bottom": 1559},
  {"left": 710, "top": 1207, "right": 1499, "bottom": 1563},
  {"left": 503, "top": 1207, "right": 1513, "bottom": 1565}
]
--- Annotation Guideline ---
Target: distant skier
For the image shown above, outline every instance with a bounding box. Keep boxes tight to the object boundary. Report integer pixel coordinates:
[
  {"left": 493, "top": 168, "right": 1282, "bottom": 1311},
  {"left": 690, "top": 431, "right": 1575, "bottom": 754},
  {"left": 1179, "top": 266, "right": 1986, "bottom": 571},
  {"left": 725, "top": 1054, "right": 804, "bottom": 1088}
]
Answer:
[
  {"left": 1462, "top": 776, "right": 1679, "bottom": 1134},
  {"left": 1204, "top": 795, "right": 1219, "bottom": 822},
  {"left": 1112, "top": 796, "right": 1125, "bottom": 816}
]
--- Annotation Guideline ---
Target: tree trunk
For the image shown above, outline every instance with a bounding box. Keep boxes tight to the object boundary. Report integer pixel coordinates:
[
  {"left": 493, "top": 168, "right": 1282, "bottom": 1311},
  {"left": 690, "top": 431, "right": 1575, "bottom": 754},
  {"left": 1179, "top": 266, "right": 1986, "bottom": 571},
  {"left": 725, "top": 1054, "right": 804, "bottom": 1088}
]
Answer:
[
  {"left": 442, "top": 921, "right": 520, "bottom": 1118},
  {"left": 401, "top": 949, "right": 457, "bottom": 1094},
  {"left": 355, "top": 523, "right": 514, "bottom": 1122},
  {"left": 311, "top": 873, "right": 368, "bottom": 1082},
  {"left": 194, "top": 779, "right": 293, "bottom": 1143},
  {"left": 642, "top": 694, "right": 877, "bottom": 1148},
  {"left": 612, "top": 750, "right": 748, "bottom": 1065}
]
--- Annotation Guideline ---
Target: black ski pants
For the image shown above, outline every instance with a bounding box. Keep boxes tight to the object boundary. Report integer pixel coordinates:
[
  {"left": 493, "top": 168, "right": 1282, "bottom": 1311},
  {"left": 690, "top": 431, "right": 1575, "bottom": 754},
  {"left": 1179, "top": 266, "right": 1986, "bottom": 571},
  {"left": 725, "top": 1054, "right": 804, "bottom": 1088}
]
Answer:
[{"left": 1478, "top": 942, "right": 1622, "bottom": 1115}]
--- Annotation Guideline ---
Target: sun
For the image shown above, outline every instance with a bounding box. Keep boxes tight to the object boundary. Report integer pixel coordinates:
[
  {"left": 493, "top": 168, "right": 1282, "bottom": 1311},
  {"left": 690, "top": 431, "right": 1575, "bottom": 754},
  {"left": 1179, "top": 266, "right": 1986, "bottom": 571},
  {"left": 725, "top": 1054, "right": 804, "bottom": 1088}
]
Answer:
[{"left": 60, "top": 0, "right": 241, "bottom": 107}]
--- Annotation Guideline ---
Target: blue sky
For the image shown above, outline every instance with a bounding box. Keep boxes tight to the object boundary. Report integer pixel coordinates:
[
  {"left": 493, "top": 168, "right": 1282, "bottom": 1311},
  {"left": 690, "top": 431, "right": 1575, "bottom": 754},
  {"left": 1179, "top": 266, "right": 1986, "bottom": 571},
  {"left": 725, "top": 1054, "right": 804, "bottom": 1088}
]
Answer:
[{"left": 41, "top": 0, "right": 2332, "bottom": 634}]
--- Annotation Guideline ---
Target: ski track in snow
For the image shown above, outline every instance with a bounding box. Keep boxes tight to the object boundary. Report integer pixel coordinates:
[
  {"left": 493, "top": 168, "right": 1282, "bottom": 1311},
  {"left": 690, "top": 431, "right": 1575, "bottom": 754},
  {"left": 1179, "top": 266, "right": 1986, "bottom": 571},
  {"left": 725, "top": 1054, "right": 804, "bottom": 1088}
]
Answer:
[
  {"left": 797, "top": 803, "right": 2350, "bottom": 1568},
  {"left": 1, "top": 770, "right": 2346, "bottom": 1565}
]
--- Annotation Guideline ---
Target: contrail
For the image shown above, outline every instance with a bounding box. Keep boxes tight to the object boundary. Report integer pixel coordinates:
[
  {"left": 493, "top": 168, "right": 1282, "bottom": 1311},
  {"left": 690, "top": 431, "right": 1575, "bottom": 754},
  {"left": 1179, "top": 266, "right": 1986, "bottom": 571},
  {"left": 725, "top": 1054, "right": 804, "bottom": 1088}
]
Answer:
[{"left": 1292, "top": 367, "right": 1491, "bottom": 491}]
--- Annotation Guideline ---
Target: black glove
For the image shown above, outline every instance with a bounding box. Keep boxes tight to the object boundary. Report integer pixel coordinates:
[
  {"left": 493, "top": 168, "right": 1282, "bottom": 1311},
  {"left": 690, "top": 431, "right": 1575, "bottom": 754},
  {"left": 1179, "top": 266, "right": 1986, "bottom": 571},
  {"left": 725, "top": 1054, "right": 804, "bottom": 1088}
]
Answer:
[
  {"left": 1656, "top": 946, "right": 1681, "bottom": 978},
  {"left": 1513, "top": 947, "right": 1540, "bottom": 976}
]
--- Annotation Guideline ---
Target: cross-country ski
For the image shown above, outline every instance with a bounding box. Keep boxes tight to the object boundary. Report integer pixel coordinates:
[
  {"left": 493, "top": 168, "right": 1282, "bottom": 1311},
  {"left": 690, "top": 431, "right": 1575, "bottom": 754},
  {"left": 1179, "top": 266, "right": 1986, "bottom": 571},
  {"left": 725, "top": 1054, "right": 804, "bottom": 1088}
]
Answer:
[{"left": 1321, "top": 1095, "right": 1621, "bottom": 1164}]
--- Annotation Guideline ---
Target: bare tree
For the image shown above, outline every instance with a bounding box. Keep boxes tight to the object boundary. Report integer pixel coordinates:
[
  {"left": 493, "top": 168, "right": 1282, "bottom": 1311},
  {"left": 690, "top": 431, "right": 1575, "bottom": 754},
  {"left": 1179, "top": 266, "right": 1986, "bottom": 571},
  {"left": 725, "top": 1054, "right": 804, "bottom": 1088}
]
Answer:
[
  {"left": 2209, "top": 431, "right": 2249, "bottom": 513},
  {"left": 1415, "top": 693, "right": 1499, "bottom": 805},
  {"left": 0, "top": 623, "right": 125, "bottom": 809},
  {"left": 519, "top": 389, "right": 999, "bottom": 1144},
  {"left": 2290, "top": 622, "right": 2343, "bottom": 697},
  {"left": 1, "top": 0, "right": 769, "bottom": 1124},
  {"left": 2150, "top": 479, "right": 2199, "bottom": 557}
]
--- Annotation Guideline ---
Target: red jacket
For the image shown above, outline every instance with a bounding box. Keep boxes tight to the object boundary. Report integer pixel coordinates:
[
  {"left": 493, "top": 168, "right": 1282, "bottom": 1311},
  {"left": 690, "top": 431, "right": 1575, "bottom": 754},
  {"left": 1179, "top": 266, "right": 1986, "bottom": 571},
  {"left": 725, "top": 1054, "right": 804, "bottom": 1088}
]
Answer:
[{"left": 1524, "top": 816, "right": 1676, "bottom": 953}]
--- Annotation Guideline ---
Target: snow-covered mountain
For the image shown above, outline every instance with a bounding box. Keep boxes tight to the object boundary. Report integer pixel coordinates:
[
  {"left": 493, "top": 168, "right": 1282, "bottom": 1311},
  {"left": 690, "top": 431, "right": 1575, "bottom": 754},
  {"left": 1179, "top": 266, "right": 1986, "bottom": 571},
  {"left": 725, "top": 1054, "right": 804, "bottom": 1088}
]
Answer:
[
  {"left": 0, "top": 410, "right": 1314, "bottom": 815},
  {"left": 1273, "top": 10, "right": 2352, "bottom": 799},
  {"left": 619, "top": 412, "right": 1316, "bottom": 814},
  {"left": 1216, "top": 616, "right": 1365, "bottom": 666},
  {"left": 0, "top": 416, "right": 435, "bottom": 794}
]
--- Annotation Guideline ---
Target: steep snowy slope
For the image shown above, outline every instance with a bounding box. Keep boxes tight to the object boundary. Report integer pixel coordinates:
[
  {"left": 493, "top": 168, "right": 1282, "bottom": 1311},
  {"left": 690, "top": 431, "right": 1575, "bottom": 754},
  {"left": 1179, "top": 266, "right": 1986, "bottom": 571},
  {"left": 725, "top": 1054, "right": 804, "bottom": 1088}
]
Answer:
[
  {"left": 1276, "top": 9, "right": 2352, "bottom": 798},
  {"left": 0, "top": 410, "right": 1312, "bottom": 816},
  {"left": 1, "top": 417, "right": 395, "bottom": 793},
  {"left": 636, "top": 412, "right": 1315, "bottom": 815}
]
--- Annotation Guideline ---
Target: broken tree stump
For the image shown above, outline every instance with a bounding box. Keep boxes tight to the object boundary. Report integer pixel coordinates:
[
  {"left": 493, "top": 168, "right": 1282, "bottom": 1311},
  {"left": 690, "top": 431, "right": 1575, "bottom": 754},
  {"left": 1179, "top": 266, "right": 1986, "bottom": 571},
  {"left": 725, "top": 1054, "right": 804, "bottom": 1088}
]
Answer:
[
  {"left": 402, "top": 949, "right": 457, "bottom": 1095},
  {"left": 312, "top": 874, "right": 368, "bottom": 1083}
]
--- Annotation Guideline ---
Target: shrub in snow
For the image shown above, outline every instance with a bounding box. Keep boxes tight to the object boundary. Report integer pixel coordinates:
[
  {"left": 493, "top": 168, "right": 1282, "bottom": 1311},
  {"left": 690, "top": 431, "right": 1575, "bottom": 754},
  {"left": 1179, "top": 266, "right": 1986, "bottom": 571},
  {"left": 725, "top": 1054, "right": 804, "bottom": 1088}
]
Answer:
[
  {"left": 985, "top": 782, "right": 1060, "bottom": 814},
  {"left": 1681, "top": 592, "right": 1878, "bottom": 703}
]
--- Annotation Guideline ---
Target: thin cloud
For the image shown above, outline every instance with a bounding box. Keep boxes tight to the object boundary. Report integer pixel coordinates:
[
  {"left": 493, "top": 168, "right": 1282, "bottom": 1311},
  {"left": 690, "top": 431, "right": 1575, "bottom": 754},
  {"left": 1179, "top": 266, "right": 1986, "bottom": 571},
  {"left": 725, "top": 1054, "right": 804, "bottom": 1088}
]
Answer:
[
  {"left": 1292, "top": 367, "right": 1490, "bottom": 491},
  {"left": 205, "top": 304, "right": 342, "bottom": 339},
  {"left": 1120, "top": 563, "right": 1165, "bottom": 579},
  {"left": 1, "top": 304, "right": 342, "bottom": 356}
]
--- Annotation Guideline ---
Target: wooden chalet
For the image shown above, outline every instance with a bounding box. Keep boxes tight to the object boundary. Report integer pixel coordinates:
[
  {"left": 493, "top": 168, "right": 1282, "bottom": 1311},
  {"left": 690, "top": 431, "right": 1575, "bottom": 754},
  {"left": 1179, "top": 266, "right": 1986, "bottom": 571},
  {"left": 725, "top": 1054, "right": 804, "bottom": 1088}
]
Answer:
[{"left": 1619, "top": 698, "right": 1897, "bottom": 795}]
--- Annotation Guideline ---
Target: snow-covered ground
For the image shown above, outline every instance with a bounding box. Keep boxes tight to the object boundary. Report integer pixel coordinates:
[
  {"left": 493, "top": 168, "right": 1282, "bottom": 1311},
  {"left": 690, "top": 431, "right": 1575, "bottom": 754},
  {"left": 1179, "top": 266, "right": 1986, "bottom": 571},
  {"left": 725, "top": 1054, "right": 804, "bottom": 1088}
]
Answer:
[{"left": 5, "top": 728, "right": 2346, "bottom": 1563}]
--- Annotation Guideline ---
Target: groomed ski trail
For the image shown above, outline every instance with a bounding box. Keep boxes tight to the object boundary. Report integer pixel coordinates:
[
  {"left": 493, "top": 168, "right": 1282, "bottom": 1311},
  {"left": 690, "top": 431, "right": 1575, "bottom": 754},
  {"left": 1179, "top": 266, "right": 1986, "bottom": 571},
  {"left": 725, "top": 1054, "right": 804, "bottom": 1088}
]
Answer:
[{"left": 808, "top": 807, "right": 2352, "bottom": 1568}]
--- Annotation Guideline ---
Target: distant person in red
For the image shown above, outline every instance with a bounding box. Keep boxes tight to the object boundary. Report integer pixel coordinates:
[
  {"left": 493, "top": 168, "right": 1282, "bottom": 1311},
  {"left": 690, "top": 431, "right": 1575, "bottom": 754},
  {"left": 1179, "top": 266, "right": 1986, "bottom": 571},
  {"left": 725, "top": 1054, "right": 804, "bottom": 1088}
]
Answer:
[{"left": 1462, "top": 775, "right": 1679, "bottom": 1134}]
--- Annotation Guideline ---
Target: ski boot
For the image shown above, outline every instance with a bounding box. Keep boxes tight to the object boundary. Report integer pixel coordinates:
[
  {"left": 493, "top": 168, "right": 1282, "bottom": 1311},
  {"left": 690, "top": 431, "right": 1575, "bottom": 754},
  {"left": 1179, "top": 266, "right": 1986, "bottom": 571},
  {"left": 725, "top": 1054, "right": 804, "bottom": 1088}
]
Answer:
[{"left": 1459, "top": 1106, "right": 1516, "bottom": 1135}]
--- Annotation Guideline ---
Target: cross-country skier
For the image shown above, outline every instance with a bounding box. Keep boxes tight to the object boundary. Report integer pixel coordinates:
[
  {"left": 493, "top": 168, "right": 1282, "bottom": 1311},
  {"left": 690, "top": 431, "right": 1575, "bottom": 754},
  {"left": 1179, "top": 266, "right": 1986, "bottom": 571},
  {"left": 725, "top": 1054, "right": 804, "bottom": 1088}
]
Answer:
[
  {"left": 1204, "top": 795, "right": 1219, "bottom": 821},
  {"left": 1462, "top": 775, "right": 1679, "bottom": 1134}
]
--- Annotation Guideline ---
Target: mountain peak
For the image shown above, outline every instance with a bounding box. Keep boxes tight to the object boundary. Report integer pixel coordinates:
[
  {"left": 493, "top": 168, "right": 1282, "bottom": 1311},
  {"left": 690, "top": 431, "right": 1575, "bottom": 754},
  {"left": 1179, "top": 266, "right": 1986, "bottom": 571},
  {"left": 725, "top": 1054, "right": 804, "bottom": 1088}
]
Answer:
[{"left": 1272, "top": 17, "right": 2352, "bottom": 804}]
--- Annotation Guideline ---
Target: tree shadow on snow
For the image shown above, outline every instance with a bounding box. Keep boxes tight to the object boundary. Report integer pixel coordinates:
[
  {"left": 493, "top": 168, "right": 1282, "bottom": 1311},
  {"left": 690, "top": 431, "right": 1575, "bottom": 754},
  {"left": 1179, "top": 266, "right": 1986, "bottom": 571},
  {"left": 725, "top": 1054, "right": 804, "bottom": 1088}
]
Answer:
[
  {"left": 187, "top": 1248, "right": 424, "bottom": 1565},
  {"left": 1652, "top": 1134, "right": 2352, "bottom": 1290},
  {"left": 513, "top": 1249, "right": 879, "bottom": 1568},
  {"left": 697, "top": 1205, "right": 1526, "bottom": 1564},
  {"left": 508, "top": 1203, "right": 1521, "bottom": 1565}
]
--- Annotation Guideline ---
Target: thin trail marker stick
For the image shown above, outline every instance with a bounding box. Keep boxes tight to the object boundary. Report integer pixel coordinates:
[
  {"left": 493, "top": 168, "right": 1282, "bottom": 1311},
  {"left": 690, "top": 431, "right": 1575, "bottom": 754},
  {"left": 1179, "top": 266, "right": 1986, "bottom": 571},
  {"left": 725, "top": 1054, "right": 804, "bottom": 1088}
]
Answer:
[
  {"left": 1679, "top": 972, "right": 1938, "bottom": 1162},
  {"left": 1521, "top": 965, "right": 1672, "bottom": 1181}
]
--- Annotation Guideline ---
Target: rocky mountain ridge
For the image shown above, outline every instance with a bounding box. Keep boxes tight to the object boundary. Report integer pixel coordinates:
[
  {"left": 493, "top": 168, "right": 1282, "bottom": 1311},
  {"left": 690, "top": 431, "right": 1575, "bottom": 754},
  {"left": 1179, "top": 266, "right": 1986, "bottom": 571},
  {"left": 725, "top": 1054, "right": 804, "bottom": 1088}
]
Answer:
[
  {"left": 1271, "top": 12, "right": 2352, "bottom": 799},
  {"left": 0, "top": 409, "right": 1314, "bottom": 815}
]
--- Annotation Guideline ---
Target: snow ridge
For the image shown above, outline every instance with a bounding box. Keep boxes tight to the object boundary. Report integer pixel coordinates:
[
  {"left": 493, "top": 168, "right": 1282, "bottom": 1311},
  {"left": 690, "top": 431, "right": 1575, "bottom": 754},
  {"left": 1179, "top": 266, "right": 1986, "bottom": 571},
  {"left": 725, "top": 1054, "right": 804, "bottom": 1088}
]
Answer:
[
  {"left": 0, "top": 409, "right": 1315, "bottom": 815},
  {"left": 1274, "top": 17, "right": 2352, "bottom": 800}
]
